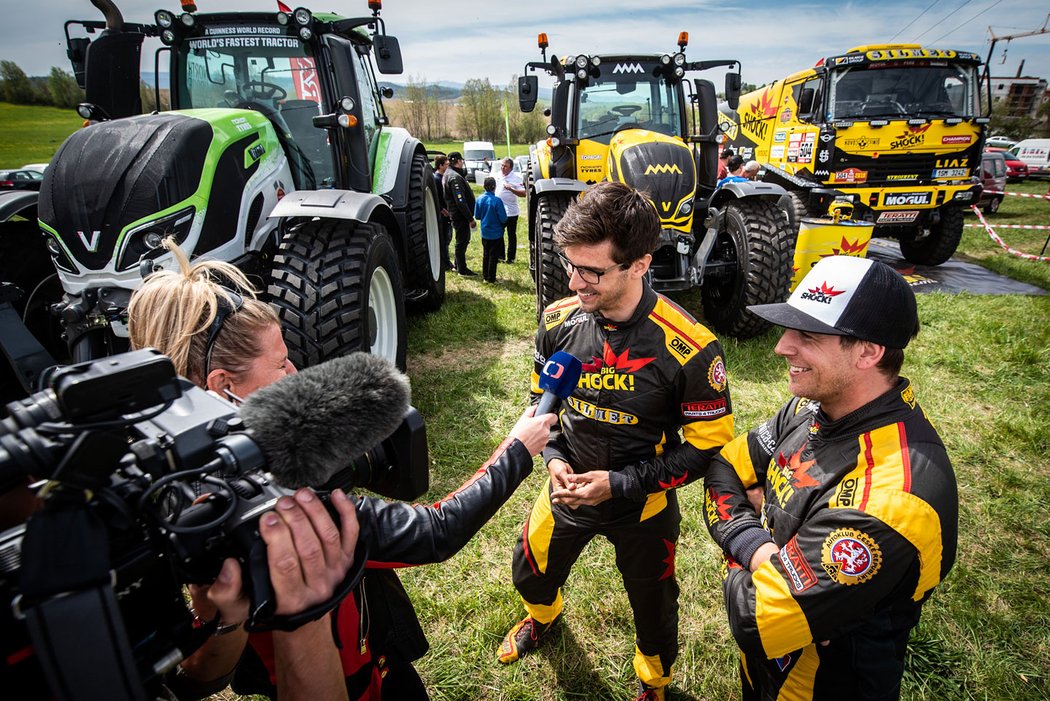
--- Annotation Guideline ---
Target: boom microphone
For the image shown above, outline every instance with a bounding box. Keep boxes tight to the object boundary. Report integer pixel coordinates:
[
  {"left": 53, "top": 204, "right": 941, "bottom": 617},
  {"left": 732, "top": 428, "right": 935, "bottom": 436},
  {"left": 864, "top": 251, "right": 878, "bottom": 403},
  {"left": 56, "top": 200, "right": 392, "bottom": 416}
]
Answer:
[
  {"left": 536, "top": 351, "right": 582, "bottom": 416},
  {"left": 240, "top": 353, "right": 410, "bottom": 488}
]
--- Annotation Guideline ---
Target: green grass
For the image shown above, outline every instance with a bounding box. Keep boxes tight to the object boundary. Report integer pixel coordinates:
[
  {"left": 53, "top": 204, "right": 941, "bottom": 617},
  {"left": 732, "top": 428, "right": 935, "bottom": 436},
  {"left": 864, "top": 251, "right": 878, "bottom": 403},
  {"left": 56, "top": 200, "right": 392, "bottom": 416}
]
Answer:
[
  {"left": 4, "top": 103, "right": 1049, "bottom": 699},
  {"left": 398, "top": 245, "right": 1050, "bottom": 701},
  {"left": 0, "top": 102, "right": 82, "bottom": 169}
]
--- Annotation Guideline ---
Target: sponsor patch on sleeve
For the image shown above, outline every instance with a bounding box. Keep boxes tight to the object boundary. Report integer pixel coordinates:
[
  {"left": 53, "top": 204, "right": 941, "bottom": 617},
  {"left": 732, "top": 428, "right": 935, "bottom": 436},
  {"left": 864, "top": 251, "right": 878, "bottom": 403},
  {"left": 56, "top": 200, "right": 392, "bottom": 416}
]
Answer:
[
  {"left": 821, "top": 528, "right": 882, "bottom": 585},
  {"left": 707, "top": 355, "right": 728, "bottom": 392},
  {"left": 778, "top": 536, "right": 818, "bottom": 593},
  {"left": 682, "top": 397, "right": 728, "bottom": 419}
]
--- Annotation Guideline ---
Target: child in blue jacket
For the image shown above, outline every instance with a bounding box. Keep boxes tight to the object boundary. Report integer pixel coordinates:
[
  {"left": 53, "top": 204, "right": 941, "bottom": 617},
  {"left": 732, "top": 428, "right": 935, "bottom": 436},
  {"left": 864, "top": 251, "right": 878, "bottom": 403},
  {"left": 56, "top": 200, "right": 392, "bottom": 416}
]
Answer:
[{"left": 474, "top": 177, "right": 508, "bottom": 283}]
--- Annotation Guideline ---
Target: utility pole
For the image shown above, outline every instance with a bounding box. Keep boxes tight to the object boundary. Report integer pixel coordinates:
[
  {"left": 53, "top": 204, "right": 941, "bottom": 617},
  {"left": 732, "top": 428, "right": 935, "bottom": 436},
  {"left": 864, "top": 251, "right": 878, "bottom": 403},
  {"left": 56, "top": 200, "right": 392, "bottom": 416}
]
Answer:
[{"left": 982, "top": 14, "right": 1050, "bottom": 112}]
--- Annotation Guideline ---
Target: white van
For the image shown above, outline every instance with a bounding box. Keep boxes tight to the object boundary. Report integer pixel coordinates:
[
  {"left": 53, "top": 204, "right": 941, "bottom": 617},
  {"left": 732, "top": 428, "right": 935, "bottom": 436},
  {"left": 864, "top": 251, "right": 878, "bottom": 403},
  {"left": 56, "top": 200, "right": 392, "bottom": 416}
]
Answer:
[
  {"left": 1009, "top": 139, "right": 1050, "bottom": 178},
  {"left": 462, "top": 141, "right": 495, "bottom": 182}
]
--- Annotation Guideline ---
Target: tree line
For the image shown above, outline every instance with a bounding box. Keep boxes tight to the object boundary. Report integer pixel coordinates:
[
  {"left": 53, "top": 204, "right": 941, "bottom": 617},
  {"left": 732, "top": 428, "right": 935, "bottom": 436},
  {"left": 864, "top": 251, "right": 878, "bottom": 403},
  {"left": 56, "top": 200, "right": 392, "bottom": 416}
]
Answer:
[
  {"left": 388, "top": 75, "right": 549, "bottom": 143},
  {"left": 0, "top": 61, "right": 84, "bottom": 110}
]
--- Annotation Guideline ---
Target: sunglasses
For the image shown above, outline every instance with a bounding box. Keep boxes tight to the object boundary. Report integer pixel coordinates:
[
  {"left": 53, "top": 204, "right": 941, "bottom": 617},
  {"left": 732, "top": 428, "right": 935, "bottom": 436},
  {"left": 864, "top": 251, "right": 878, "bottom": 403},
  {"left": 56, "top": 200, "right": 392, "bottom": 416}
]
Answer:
[{"left": 203, "top": 289, "right": 244, "bottom": 379}]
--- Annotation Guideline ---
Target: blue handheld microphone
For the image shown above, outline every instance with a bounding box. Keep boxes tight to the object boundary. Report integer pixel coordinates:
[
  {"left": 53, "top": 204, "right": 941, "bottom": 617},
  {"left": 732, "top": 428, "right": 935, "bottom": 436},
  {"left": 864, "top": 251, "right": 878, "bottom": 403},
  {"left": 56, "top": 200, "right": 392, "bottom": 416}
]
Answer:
[{"left": 535, "top": 351, "right": 582, "bottom": 416}]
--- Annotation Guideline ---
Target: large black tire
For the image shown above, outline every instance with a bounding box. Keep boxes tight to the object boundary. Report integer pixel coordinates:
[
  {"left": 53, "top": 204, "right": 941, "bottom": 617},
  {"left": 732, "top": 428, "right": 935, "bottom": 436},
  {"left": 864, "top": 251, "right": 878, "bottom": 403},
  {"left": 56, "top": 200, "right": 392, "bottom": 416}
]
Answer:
[
  {"left": 403, "top": 152, "right": 445, "bottom": 313},
  {"left": 701, "top": 198, "right": 795, "bottom": 339},
  {"left": 0, "top": 220, "right": 64, "bottom": 402},
  {"left": 780, "top": 190, "right": 822, "bottom": 232},
  {"left": 269, "top": 219, "right": 407, "bottom": 371},
  {"left": 898, "top": 205, "right": 963, "bottom": 266},
  {"left": 533, "top": 192, "right": 574, "bottom": 317}
]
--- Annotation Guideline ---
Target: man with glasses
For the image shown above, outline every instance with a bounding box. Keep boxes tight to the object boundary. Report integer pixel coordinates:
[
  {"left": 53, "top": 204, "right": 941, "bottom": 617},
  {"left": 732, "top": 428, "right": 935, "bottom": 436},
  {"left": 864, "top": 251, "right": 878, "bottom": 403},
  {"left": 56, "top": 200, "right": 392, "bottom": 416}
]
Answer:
[{"left": 497, "top": 181, "right": 735, "bottom": 701}]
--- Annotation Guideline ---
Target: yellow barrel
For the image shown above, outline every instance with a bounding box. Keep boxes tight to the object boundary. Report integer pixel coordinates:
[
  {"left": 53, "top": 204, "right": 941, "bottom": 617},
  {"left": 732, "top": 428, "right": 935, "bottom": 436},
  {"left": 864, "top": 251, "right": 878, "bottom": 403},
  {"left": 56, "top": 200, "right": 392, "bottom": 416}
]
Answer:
[{"left": 790, "top": 218, "right": 874, "bottom": 291}]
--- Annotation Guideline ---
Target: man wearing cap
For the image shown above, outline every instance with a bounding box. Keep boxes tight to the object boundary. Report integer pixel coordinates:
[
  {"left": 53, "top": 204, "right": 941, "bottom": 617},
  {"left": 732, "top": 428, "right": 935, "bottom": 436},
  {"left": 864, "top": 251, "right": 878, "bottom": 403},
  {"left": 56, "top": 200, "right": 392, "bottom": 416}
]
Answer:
[
  {"left": 443, "top": 151, "right": 478, "bottom": 276},
  {"left": 703, "top": 255, "right": 957, "bottom": 700}
]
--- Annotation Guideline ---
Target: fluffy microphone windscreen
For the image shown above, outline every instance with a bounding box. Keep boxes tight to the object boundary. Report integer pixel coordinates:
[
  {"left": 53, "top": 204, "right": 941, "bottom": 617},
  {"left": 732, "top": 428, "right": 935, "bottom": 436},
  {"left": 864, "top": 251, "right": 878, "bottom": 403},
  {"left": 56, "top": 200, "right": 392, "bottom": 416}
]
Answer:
[{"left": 240, "top": 352, "right": 410, "bottom": 488}]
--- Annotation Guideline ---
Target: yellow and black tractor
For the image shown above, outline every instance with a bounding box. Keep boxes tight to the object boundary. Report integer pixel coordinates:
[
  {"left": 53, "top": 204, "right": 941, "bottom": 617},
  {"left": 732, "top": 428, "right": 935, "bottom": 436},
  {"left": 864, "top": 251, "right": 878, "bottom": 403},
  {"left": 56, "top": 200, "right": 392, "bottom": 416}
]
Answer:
[
  {"left": 517, "top": 33, "right": 795, "bottom": 338},
  {"left": 720, "top": 44, "right": 987, "bottom": 265}
]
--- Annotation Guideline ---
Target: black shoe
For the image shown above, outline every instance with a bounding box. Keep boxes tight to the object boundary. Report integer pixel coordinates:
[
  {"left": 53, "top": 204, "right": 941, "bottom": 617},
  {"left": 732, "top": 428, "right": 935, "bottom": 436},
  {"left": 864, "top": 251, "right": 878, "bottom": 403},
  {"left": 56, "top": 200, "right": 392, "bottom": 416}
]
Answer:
[
  {"left": 459, "top": 269, "right": 478, "bottom": 277},
  {"left": 497, "top": 616, "right": 556, "bottom": 663},
  {"left": 506, "top": 258, "right": 516, "bottom": 264}
]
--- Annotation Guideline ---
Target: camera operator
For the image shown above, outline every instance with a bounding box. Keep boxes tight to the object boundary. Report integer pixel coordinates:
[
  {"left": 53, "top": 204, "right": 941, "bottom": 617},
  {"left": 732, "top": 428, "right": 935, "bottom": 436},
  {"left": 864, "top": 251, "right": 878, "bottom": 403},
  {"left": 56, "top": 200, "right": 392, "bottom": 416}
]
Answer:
[{"left": 128, "top": 241, "right": 557, "bottom": 700}]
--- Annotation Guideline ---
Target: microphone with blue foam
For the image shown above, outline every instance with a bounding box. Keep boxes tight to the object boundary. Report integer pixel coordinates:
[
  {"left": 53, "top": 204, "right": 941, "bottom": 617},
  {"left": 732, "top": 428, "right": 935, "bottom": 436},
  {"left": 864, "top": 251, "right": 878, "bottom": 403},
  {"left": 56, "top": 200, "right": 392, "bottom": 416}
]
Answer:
[{"left": 535, "top": 351, "right": 582, "bottom": 416}]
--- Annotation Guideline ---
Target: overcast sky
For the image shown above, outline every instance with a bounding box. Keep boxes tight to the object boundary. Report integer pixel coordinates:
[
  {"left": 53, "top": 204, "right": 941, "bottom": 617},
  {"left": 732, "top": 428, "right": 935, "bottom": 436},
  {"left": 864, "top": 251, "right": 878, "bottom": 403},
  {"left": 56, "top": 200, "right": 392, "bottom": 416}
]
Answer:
[{"left": 4, "top": 0, "right": 1049, "bottom": 89}]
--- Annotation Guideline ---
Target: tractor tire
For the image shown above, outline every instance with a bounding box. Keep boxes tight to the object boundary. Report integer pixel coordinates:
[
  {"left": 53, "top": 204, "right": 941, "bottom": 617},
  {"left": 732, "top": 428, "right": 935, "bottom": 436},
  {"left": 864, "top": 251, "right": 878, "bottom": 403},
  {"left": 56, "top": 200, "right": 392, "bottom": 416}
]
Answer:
[
  {"left": 701, "top": 198, "right": 794, "bottom": 339},
  {"left": 899, "top": 205, "right": 963, "bottom": 266},
  {"left": 780, "top": 190, "right": 820, "bottom": 232},
  {"left": 534, "top": 192, "right": 574, "bottom": 317},
  {"left": 0, "top": 220, "right": 64, "bottom": 402},
  {"left": 269, "top": 219, "right": 407, "bottom": 371},
  {"left": 523, "top": 166, "right": 536, "bottom": 283},
  {"left": 404, "top": 152, "right": 445, "bottom": 313}
]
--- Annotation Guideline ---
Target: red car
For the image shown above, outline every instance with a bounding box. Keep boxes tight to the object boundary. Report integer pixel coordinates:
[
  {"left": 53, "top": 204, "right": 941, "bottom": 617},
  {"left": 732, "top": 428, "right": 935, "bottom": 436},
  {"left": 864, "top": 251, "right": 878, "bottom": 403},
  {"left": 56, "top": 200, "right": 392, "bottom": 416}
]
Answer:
[{"left": 985, "top": 147, "right": 1028, "bottom": 182}]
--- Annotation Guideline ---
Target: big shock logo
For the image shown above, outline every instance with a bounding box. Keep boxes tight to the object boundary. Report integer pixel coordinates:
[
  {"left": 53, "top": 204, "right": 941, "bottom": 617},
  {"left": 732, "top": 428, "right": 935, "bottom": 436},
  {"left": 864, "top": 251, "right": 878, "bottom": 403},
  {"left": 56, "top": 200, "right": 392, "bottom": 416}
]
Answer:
[
  {"left": 889, "top": 123, "right": 931, "bottom": 150},
  {"left": 577, "top": 342, "right": 655, "bottom": 391}
]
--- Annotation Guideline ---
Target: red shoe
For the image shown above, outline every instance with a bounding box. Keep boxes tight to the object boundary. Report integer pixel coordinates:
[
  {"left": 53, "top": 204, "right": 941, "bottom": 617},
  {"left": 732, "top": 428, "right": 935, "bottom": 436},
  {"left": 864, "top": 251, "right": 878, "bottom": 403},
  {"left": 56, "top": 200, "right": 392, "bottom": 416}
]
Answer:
[{"left": 636, "top": 682, "right": 667, "bottom": 701}]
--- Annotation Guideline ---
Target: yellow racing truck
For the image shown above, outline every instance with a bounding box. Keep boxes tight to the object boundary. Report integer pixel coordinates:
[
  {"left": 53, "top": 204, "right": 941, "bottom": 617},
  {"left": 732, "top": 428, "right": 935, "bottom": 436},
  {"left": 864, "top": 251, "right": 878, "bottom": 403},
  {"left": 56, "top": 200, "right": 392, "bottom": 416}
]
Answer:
[{"left": 721, "top": 44, "right": 987, "bottom": 265}]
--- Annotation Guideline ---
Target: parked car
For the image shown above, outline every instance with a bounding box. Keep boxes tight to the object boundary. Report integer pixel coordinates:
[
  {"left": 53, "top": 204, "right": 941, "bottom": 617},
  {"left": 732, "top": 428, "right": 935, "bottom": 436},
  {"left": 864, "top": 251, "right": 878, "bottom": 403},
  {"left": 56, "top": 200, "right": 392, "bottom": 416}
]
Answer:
[
  {"left": 1010, "top": 139, "right": 1050, "bottom": 178},
  {"left": 985, "top": 135, "right": 1017, "bottom": 150},
  {"left": 474, "top": 154, "right": 525, "bottom": 185},
  {"left": 986, "top": 147, "right": 1029, "bottom": 181},
  {"left": 20, "top": 163, "right": 48, "bottom": 174},
  {"left": 0, "top": 169, "right": 44, "bottom": 191},
  {"left": 978, "top": 150, "right": 1007, "bottom": 214},
  {"left": 514, "top": 155, "right": 529, "bottom": 174}
]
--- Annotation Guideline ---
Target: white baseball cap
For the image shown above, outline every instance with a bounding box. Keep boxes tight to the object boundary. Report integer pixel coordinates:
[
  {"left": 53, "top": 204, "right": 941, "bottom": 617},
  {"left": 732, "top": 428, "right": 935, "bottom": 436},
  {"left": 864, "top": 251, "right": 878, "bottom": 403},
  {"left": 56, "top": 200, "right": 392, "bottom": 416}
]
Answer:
[{"left": 748, "top": 256, "right": 918, "bottom": 348}]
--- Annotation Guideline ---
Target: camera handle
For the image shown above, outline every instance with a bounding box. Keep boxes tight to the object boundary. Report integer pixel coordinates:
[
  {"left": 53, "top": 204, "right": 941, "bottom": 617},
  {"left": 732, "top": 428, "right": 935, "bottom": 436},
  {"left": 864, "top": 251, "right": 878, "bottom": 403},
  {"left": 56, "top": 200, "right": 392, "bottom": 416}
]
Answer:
[
  {"left": 17, "top": 503, "right": 148, "bottom": 701},
  {"left": 242, "top": 526, "right": 369, "bottom": 633}
]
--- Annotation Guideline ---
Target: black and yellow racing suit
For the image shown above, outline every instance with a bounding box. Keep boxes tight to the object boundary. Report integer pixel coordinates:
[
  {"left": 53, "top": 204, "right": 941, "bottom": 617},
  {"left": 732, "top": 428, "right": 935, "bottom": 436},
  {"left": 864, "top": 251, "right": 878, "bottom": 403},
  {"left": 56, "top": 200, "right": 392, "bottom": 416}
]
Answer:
[
  {"left": 512, "top": 284, "right": 734, "bottom": 688},
  {"left": 704, "top": 379, "right": 957, "bottom": 700}
]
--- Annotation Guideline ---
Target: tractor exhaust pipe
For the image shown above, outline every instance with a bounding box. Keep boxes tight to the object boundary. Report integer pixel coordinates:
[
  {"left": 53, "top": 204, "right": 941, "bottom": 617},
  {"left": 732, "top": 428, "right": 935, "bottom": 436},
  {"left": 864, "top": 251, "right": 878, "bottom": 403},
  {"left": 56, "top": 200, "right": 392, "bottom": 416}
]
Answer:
[{"left": 91, "top": 0, "right": 124, "bottom": 33}]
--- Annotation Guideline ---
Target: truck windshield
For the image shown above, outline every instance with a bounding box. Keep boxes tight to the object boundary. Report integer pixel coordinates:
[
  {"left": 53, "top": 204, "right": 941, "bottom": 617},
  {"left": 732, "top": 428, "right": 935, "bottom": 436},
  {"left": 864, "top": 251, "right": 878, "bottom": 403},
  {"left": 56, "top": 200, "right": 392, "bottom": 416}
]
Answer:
[
  {"left": 176, "top": 26, "right": 333, "bottom": 188},
  {"left": 576, "top": 67, "right": 682, "bottom": 144},
  {"left": 829, "top": 62, "right": 979, "bottom": 120},
  {"left": 465, "top": 149, "right": 495, "bottom": 160}
]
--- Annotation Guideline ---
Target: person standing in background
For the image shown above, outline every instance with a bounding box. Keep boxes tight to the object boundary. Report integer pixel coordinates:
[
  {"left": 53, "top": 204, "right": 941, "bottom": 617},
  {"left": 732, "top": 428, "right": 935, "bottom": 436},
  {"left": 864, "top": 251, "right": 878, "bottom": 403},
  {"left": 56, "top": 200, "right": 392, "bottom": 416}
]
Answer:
[
  {"left": 433, "top": 155, "right": 453, "bottom": 271},
  {"left": 474, "top": 176, "right": 508, "bottom": 283},
  {"left": 443, "top": 151, "right": 477, "bottom": 277},
  {"left": 495, "top": 157, "right": 526, "bottom": 263}
]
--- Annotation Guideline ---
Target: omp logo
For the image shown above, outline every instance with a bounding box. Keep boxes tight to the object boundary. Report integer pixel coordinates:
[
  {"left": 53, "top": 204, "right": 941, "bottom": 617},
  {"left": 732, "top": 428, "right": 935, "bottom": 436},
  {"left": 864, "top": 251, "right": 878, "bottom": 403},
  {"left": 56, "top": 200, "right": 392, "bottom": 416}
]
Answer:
[
  {"left": 884, "top": 191, "right": 932, "bottom": 206},
  {"left": 800, "top": 281, "right": 845, "bottom": 304},
  {"left": 644, "top": 163, "right": 682, "bottom": 175},
  {"left": 77, "top": 230, "right": 101, "bottom": 252},
  {"left": 613, "top": 63, "right": 644, "bottom": 74}
]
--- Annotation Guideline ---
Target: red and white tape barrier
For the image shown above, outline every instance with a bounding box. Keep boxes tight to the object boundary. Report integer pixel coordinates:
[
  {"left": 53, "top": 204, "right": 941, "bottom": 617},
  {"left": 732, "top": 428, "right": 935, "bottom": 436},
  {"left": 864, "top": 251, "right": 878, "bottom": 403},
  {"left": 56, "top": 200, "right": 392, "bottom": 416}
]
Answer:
[{"left": 970, "top": 206, "right": 1050, "bottom": 262}]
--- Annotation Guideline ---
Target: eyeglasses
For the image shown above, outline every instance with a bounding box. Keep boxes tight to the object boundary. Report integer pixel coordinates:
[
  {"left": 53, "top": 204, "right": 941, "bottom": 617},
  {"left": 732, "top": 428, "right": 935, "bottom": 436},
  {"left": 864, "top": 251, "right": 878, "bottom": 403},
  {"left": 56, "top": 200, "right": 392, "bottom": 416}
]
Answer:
[
  {"left": 203, "top": 289, "right": 244, "bottom": 378},
  {"left": 557, "top": 251, "right": 628, "bottom": 285}
]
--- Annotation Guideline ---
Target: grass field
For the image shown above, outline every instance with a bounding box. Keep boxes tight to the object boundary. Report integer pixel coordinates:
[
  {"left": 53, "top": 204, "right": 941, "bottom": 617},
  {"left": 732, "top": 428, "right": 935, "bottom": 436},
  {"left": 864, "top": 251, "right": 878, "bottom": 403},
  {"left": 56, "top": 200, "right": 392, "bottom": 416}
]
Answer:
[
  {"left": 0, "top": 103, "right": 83, "bottom": 169},
  {"left": 3, "top": 102, "right": 1049, "bottom": 699}
]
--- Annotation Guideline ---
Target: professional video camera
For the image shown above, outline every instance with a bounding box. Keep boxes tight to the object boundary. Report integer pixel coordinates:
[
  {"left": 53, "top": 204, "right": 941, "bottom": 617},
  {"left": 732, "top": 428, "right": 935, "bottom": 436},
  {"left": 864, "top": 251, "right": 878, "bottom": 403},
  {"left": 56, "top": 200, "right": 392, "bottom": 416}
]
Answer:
[{"left": 0, "top": 348, "right": 428, "bottom": 701}]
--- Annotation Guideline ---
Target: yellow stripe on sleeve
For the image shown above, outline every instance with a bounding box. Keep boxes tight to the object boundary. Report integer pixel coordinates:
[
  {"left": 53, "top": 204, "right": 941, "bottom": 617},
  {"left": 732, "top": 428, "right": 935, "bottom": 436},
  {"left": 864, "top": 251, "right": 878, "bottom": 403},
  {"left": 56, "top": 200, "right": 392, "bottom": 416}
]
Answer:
[
  {"left": 684, "top": 414, "right": 734, "bottom": 452},
  {"left": 719, "top": 433, "right": 759, "bottom": 488},
  {"left": 753, "top": 559, "right": 813, "bottom": 659}
]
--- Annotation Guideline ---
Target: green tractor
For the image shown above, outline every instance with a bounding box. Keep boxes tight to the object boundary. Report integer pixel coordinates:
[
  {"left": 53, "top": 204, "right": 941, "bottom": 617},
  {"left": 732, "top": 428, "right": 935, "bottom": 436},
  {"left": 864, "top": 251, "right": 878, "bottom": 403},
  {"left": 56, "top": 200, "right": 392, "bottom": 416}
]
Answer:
[
  {"left": 4, "top": 0, "right": 442, "bottom": 394},
  {"left": 518, "top": 32, "right": 795, "bottom": 338}
]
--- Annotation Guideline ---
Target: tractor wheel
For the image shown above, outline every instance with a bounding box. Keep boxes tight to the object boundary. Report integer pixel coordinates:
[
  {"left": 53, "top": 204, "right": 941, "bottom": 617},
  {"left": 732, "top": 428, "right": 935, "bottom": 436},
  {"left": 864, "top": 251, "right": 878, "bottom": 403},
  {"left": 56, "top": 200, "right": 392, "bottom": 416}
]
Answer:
[
  {"left": 780, "top": 190, "right": 821, "bottom": 232},
  {"left": 523, "top": 166, "right": 536, "bottom": 283},
  {"left": 0, "top": 219, "right": 64, "bottom": 402},
  {"left": 403, "top": 152, "right": 445, "bottom": 313},
  {"left": 899, "top": 205, "right": 963, "bottom": 266},
  {"left": 269, "top": 219, "right": 407, "bottom": 371},
  {"left": 701, "top": 198, "right": 794, "bottom": 339},
  {"left": 534, "top": 192, "right": 574, "bottom": 317}
]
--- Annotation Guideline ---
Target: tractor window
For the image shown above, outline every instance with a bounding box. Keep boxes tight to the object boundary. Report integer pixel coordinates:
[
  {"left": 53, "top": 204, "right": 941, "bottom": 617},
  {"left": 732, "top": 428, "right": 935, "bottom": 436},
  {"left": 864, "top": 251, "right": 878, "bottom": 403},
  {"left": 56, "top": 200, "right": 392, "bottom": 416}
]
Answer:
[
  {"left": 352, "top": 49, "right": 381, "bottom": 164},
  {"left": 576, "top": 69, "right": 682, "bottom": 144},
  {"left": 829, "top": 61, "right": 979, "bottom": 120},
  {"left": 178, "top": 28, "right": 334, "bottom": 188}
]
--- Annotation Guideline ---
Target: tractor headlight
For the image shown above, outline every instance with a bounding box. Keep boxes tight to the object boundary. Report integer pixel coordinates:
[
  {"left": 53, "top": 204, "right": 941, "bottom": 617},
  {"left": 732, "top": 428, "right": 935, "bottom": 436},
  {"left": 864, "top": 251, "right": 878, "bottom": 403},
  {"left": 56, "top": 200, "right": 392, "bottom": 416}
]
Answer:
[
  {"left": 591, "top": 56, "right": 601, "bottom": 67},
  {"left": 673, "top": 53, "right": 686, "bottom": 66},
  {"left": 293, "top": 7, "right": 312, "bottom": 25},
  {"left": 155, "top": 10, "right": 174, "bottom": 28},
  {"left": 179, "top": 13, "right": 195, "bottom": 28},
  {"left": 546, "top": 124, "right": 557, "bottom": 135},
  {"left": 575, "top": 55, "right": 589, "bottom": 69},
  {"left": 298, "top": 26, "right": 313, "bottom": 41},
  {"left": 660, "top": 54, "right": 671, "bottom": 65},
  {"left": 577, "top": 69, "right": 588, "bottom": 80},
  {"left": 45, "top": 234, "right": 78, "bottom": 274},
  {"left": 116, "top": 207, "right": 195, "bottom": 272},
  {"left": 160, "top": 29, "right": 177, "bottom": 45},
  {"left": 277, "top": 11, "right": 290, "bottom": 25},
  {"left": 673, "top": 66, "right": 684, "bottom": 78}
]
